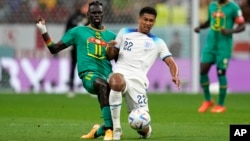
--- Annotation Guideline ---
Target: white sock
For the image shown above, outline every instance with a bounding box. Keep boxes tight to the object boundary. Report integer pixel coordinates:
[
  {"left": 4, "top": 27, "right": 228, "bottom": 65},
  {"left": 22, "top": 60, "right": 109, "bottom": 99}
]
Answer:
[{"left": 109, "top": 90, "right": 122, "bottom": 129}]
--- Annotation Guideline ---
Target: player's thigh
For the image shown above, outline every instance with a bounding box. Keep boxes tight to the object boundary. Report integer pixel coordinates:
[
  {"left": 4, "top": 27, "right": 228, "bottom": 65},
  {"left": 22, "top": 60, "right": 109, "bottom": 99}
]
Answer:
[
  {"left": 201, "top": 36, "right": 217, "bottom": 63},
  {"left": 124, "top": 79, "right": 149, "bottom": 113},
  {"left": 201, "top": 49, "right": 216, "bottom": 63},
  {"left": 218, "top": 36, "right": 233, "bottom": 55},
  {"left": 216, "top": 39, "right": 232, "bottom": 69},
  {"left": 81, "top": 72, "right": 104, "bottom": 95}
]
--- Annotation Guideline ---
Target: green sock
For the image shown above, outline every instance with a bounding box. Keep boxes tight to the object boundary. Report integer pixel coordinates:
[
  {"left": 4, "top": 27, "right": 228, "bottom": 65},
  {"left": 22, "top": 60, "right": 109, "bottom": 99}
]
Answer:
[
  {"left": 200, "top": 74, "right": 211, "bottom": 101},
  {"left": 96, "top": 125, "right": 105, "bottom": 137},
  {"left": 95, "top": 106, "right": 112, "bottom": 137},
  {"left": 218, "top": 75, "right": 227, "bottom": 106},
  {"left": 101, "top": 106, "right": 112, "bottom": 128}
]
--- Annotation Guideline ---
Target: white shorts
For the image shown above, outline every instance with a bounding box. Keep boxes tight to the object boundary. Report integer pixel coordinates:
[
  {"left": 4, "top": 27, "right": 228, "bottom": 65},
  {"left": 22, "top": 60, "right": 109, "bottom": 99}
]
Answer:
[{"left": 122, "top": 77, "right": 149, "bottom": 113}]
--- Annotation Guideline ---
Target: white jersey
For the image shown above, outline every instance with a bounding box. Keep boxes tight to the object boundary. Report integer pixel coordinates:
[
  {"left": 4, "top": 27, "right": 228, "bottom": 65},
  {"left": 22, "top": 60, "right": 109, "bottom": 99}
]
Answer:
[{"left": 113, "top": 28, "right": 172, "bottom": 88}]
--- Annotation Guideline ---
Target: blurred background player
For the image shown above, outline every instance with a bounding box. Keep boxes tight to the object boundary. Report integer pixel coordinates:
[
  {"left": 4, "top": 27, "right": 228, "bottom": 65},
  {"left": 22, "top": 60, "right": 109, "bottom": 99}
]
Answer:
[
  {"left": 106, "top": 6, "right": 180, "bottom": 140},
  {"left": 36, "top": 1, "right": 116, "bottom": 140},
  {"left": 65, "top": 0, "right": 89, "bottom": 98},
  {"left": 194, "top": 0, "right": 245, "bottom": 113}
]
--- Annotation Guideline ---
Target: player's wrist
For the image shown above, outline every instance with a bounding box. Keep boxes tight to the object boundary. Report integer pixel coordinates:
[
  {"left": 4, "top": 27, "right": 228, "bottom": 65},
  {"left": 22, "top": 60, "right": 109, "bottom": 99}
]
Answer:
[{"left": 36, "top": 22, "right": 47, "bottom": 34}]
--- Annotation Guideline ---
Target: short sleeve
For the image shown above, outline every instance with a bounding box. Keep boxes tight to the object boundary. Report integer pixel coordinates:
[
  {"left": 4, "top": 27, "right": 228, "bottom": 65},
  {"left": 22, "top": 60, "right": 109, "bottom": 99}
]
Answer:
[
  {"left": 233, "top": 5, "right": 245, "bottom": 24},
  {"left": 115, "top": 28, "right": 126, "bottom": 50},
  {"left": 157, "top": 38, "right": 172, "bottom": 60},
  {"left": 61, "top": 27, "right": 76, "bottom": 46}
]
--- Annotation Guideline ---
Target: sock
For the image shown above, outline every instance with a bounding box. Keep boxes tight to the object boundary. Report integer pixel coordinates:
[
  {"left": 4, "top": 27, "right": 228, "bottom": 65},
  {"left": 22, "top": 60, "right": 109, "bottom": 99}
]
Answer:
[
  {"left": 109, "top": 90, "right": 122, "bottom": 129},
  {"left": 218, "top": 75, "right": 227, "bottom": 106},
  {"left": 200, "top": 74, "right": 211, "bottom": 101},
  {"left": 101, "top": 106, "right": 112, "bottom": 128},
  {"left": 95, "top": 125, "right": 105, "bottom": 137}
]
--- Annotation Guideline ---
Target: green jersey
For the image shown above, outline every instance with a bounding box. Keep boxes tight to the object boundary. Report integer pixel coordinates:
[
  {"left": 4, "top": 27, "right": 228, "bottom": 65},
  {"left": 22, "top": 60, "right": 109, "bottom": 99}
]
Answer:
[
  {"left": 202, "top": 1, "right": 243, "bottom": 68},
  {"left": 208, "top": 1, "right": 242, "bottom": 38},
  {"left": 62, "top": 26, "right": 116, "bottom": 79}
]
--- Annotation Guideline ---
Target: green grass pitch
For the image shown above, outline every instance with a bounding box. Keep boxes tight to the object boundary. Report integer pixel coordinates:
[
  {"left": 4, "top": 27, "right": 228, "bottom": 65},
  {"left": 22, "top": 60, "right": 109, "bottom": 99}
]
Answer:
[{"left": 0, "top": 93, "right": 250, "bottom": 141}]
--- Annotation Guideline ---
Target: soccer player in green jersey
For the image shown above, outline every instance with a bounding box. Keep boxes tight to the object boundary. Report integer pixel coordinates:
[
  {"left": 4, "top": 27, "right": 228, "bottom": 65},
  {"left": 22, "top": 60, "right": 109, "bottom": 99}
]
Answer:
[
  {"left": 194, "top": 0, "right": 245, "bottom": 113},
  {"left": 36, "top": 1, "right": 115, "bottom": 140}
]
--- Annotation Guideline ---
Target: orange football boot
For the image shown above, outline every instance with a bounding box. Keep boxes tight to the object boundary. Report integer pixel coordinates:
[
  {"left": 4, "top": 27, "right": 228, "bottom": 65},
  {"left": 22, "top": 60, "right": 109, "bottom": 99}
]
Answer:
[
  {"left": 198, "top": 100, "right": 214, "bottom": 113},
  {"left": 80, "top": 124, "right": 100, "bottom": 139},
  {"left": 211, "top": 105, "right": 226, "bottom": 113}
]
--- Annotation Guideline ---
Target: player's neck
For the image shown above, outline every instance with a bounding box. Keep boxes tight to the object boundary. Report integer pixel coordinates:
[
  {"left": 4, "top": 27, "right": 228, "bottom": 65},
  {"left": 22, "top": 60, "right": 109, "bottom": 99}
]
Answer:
[
  {"left": 217, "top": 0, "right": 229, "bottom": 5},
  {"left": 137, "top": 29, "right": 150, "bottom": 35},
  {"left": 88, "top": 23, "right": 104, "bottom": 30}
]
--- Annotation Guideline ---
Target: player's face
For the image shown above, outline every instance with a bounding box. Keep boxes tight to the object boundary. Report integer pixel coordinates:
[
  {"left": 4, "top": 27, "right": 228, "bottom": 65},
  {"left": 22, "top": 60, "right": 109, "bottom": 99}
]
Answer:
[
  {"left": 138, "top": 13, "right": 156, "bottom": 34},
  {"left": 87, "top": 5, "right": 103, "bottom": 28}
]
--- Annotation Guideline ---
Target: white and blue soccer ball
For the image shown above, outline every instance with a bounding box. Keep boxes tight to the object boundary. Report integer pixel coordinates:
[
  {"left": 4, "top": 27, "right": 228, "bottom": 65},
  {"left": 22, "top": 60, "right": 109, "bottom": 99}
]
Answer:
[{"left": 128, "top": 108, "right": 151, "bottom": 131}]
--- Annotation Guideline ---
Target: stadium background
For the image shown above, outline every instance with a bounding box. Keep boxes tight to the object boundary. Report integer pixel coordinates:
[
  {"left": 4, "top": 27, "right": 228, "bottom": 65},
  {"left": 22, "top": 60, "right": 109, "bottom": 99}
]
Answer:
[{"left": 0, "top": 0, "right": 249, "bottom": 94}]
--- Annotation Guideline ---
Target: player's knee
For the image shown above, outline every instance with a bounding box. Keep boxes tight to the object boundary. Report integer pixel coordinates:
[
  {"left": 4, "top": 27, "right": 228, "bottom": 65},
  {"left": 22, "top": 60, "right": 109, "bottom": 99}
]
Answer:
[
  {"left": 200, "top": 63, "right": 212, "bottom": 74},
  {"left": 217, "top": 68, "right": 226, "bottom": 76},
  {"left": 109, "top": 73, "right": 125, "bottom": 91}
]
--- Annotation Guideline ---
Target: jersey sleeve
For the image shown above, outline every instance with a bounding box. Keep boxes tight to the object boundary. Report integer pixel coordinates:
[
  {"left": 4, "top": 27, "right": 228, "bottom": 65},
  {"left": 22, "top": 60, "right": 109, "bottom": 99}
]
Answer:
[
  {"left": 115, "top": 28, "right": 126, "bottom": 50},
  {"left": 61, "top": 27, "right": 77, "bottom": 46},
  {"left": 233, "top": 4, "right": 245, "bottom": 24},
  {"left": 157, "top": 38, "right": 172, "bottom": 60}
]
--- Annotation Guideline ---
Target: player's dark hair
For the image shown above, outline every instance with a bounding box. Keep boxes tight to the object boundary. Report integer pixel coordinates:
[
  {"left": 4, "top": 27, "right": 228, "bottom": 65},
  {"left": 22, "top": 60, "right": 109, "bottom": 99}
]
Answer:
[
  {"left": 89, "top": 1, "right": 103, "bottom": 8},
  {"left": 139, "top": 7, "right": 157, "bottom": 17}
]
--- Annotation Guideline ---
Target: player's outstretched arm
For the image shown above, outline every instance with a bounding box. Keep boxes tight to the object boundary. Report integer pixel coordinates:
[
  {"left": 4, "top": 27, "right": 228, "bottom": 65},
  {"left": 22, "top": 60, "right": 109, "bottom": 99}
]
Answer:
[
  {"left": 164, "top": 57, "right": 181, "bottom": 89},
  {"left": 106, "top": 40, "right": 119, "bottom": 60},
  {"left": 36, "top": 16, "right": 67, "bottom": 54}
]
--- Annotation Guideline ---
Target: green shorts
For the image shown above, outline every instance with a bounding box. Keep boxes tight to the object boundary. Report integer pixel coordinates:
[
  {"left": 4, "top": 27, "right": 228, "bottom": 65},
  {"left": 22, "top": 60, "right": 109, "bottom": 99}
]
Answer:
[
  {"left": 201, "top": 34, "right": 233, "bottom": 69},
  {"left": 80, "top": 71, "right": 108, "bottom": 94},
  {"left": 201, "top": 50, "right": 230, "bottom": 69}
]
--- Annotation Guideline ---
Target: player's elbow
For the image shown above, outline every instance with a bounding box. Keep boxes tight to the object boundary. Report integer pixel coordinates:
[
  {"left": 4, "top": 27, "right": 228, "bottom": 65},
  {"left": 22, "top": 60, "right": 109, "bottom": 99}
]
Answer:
[
  {"left": 106, "top": 54, "right": 118, "bottom": 61},
  {"left": 48, "top": 48, "right": 59, "bottom": 54},
  {"left": 241, "top": 24, "right": 246, "bottom": 31},
  {"left": 235, "top": 24, "right": 246, "bottom": 33},
  {"left": 106, "top": 47, "right": 118, "bottom": 60}
]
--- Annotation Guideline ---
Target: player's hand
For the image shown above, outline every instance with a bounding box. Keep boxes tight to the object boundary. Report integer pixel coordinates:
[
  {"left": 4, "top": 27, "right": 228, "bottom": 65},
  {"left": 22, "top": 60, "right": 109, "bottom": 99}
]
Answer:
[
  {"left": 221, "top": 28, "right": 232, "bottom": 35},
  {"left": 36, "top": 16, "right": 46, "bottom": 24},
  {"left": 107, "top": 40, "right": 117, "bottom": 48},
  {"left": 172, "top": 77, "right": 181, "bottom": 90},
  {"left": 194, "top": 27, "right": 200, "bottom": 33},
  {"left": 36, "top": 16, "right": 47, "bottom": 34}
]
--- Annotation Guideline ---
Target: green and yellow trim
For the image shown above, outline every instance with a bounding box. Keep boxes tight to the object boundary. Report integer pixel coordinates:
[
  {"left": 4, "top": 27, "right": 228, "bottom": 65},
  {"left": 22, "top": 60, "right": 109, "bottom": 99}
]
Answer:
[{"left": 46, "top": 38, "right": 54, "bottom": 47}]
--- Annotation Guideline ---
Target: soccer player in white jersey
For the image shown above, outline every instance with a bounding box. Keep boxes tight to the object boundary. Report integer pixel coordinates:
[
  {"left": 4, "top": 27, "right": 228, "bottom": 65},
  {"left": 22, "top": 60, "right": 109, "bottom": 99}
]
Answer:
[{"left": 106, "top": 7, "right": 181, "bottom": 140}]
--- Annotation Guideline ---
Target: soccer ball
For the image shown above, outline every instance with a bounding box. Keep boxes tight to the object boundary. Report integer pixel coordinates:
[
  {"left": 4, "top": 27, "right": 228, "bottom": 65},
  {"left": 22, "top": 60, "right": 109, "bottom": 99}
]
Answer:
[{"left": 128, "top": 108, "right": 151, "bottom": 131}]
